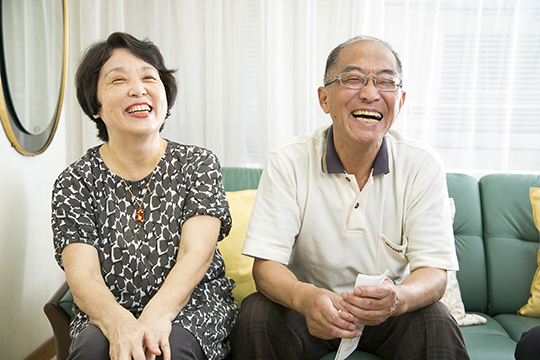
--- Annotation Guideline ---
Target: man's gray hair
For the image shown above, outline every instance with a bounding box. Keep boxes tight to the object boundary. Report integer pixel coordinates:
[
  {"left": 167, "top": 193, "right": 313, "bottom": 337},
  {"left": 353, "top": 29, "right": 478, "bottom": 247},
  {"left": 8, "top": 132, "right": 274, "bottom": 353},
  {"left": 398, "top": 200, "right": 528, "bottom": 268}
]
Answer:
[{"left": 323, "top": 35, "right": 403, "bottom": 84}]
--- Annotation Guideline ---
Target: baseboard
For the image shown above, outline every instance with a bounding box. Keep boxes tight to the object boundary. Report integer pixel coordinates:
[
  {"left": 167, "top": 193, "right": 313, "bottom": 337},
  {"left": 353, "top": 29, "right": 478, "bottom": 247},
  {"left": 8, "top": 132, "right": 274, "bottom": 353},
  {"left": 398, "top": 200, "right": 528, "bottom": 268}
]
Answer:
[{"left": 25, "top": 337, "right": 56, "bottom": 360}]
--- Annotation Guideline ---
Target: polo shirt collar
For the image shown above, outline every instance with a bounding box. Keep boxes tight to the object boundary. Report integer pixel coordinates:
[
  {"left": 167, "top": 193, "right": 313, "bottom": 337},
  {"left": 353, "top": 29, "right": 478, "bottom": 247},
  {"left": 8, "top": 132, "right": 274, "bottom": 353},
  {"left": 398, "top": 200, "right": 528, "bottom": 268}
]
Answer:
[{"left": 321, "top": 125, "right": 389, "bottom": 176}]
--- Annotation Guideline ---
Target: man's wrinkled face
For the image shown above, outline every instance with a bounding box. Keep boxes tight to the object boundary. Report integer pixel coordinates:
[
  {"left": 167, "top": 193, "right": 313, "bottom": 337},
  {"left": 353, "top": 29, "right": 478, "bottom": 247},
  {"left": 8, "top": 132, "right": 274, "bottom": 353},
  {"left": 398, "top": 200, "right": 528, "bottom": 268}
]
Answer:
[{"left": 318, "top": 40, "right": 406, "bottom": 150}]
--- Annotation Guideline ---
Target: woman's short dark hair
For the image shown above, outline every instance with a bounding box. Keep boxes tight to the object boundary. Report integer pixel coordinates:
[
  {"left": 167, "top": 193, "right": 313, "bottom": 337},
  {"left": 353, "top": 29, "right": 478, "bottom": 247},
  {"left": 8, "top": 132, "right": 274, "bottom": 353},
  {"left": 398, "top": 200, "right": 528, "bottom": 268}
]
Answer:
[{"left": 75, "top": 32, "right": 178, "bottom": 142}]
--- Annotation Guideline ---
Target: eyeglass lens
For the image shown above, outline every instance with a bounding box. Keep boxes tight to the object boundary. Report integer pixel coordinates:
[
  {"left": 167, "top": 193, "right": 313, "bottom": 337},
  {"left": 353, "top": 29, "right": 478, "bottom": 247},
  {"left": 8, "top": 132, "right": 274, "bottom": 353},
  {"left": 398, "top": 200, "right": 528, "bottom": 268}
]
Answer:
[{"left": 340, "top": 72, "right": 400, "bottom": 91}]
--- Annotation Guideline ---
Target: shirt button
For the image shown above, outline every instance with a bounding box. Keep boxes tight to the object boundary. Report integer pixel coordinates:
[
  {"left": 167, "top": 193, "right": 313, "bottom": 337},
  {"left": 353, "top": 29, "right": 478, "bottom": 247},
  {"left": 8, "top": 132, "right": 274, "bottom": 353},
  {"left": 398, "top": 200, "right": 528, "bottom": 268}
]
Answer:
[
  {"left": 354, "top": 203, "right": 359, "bottom": 209},
  {"left": 346, "top": 177, "right": 351, "bottom": 182}
]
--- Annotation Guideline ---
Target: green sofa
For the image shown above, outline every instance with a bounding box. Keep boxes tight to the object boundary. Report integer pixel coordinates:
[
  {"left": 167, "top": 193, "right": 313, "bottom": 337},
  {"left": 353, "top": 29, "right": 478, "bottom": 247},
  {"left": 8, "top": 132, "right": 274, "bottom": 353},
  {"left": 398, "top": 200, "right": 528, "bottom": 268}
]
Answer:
[{"left": 45, "top": 168, "right": 540, "bottom": 360}]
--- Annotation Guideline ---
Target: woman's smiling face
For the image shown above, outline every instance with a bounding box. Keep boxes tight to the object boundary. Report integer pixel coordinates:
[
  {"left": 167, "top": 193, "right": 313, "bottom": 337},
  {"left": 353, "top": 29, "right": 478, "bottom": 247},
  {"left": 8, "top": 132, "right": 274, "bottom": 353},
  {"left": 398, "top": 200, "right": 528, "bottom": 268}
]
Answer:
[
  {"left": 318, "top": 40, "right": 406, "bottom": 150},
  {"left": 94, "top": 48, "right": 168, "bottom": 141}
]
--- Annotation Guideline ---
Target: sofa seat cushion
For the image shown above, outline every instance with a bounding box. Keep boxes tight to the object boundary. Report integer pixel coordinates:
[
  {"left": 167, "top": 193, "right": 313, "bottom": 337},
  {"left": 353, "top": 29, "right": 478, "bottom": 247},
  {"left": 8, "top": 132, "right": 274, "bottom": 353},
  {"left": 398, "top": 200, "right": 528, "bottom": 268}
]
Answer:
[
  {"left": 494, "top": 313, "right": 540, "bottom": 342},
  {"left": 457, "top": 314, "right": 516, "bottom": 360},
  {"left": 454, "top": 313, "right": 518, "bottom": 359},
  {"left": 458, "top": 313, "right": 508, "bottom": 336},
  {"left": 462, "top": 333, "right": 516, "bottom": 360}
]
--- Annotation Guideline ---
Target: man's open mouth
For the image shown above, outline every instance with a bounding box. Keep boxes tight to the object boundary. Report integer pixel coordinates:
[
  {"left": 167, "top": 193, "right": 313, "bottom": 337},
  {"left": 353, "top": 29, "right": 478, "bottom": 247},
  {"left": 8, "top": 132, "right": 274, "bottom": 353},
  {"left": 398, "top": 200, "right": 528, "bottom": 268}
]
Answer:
[
  {"left": 126, "top": 104, "right": 152, "bottom": 114},
  {"left": 352, "top": 110, "right": 382, "bottom": 124}
]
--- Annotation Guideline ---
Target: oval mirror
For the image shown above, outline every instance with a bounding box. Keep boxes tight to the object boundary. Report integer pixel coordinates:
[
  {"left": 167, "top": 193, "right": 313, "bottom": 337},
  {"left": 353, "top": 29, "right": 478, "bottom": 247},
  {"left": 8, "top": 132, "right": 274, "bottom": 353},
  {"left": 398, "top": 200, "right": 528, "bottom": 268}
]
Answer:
[{"left": 0, "top": 0, "right": 67, "bottom": 156}]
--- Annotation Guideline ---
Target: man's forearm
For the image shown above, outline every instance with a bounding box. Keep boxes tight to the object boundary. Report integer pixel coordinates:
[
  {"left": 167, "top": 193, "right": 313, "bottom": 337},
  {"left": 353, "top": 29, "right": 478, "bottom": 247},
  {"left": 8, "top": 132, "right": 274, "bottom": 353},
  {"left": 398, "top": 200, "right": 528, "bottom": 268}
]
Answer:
[
  {"left": 393, "top": 267, "right": 447, "bottom": 316},
  {"left": 252, "top": 258, "right": 317, "bottom": 313}
]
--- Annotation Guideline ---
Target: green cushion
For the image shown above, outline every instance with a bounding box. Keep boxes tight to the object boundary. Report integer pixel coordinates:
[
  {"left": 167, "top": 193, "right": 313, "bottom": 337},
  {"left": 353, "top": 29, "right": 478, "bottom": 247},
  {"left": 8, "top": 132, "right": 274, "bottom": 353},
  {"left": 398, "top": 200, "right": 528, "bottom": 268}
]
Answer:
[
  {"left": 480, "top": 174, "right": 540, "bottom": 315},
  {"left": 222, "top": 167, "right": 262, "bottom": 191},
  {"left": 446, "top": 173, "right": 488, "bottom": 313},
  {"left": 458, "top": 314, "right": 516, "bottom": 360},
  {"left": 494, "top": 314, "right": 540, "bottom": 342},
  {"left": 459, "top": 313, "right": 509, "bottom": 337},
  {"left": 462, "top": 333, "right": 516, "bottom": 360},
  {"left": 485, "top": 237, "right": 538, "bottom": 314},
  {"left": 59, "top": 289, "right": 73, "bottom": 317}
]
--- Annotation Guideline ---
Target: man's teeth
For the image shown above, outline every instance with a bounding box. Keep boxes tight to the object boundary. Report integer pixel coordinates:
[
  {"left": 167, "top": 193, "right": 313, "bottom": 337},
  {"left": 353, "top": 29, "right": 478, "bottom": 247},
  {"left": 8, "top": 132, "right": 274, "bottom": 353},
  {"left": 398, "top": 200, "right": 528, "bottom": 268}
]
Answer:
[
  {"left": 360, "top": 118, "right": 378, "bottom": 124},
  {"left": 127, "top": 105, "right": 151, "bottom": 114},
  {"left": 352, "top": 110, "right": 382, "bottom": 123}
]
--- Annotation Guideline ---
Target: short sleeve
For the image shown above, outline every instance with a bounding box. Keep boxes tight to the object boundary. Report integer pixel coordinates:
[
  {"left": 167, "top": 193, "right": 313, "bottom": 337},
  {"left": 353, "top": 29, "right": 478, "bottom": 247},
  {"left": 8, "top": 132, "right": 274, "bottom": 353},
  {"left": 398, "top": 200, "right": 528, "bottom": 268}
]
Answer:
[
  {"left": 401, "top": 151, "right": 458, "bottom": 272},
  {"left": 241, "top": 151, "right": 302, "bottom": 264},
  {"left": 180, "top": 149, "right": 231, "bottom": 241},
  {"left": 51, "top": 166, "right": 99, "bottom": 270}
]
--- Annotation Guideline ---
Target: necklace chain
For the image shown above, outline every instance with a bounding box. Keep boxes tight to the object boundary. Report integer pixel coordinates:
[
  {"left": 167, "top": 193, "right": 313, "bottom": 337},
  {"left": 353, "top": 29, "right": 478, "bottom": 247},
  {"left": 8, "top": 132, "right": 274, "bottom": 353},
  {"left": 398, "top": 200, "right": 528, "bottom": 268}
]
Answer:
[{"left": 106, "top": 141, "right": 163, "bottom": 211}]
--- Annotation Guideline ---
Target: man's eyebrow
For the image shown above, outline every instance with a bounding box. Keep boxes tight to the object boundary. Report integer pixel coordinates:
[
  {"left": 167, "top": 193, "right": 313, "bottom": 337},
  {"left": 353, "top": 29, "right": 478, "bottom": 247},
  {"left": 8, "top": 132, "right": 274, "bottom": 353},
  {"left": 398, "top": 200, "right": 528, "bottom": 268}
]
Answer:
[{"left": 341, "top": 65, "right": 397, "bottom": 76}]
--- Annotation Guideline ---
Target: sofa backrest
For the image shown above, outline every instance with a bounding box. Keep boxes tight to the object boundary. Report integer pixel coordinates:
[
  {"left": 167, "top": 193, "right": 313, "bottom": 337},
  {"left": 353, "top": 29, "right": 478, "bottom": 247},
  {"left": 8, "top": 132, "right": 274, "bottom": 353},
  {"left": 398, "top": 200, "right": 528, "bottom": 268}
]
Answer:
[
  {"left": 480, "top": 174, "right": 540, "bottom": 316},
  {"left": 222, "top": 167, "right": 263, "bottom": 191},
  {"left": 447, "top": 173, "right": 489, "bottom": 313}
]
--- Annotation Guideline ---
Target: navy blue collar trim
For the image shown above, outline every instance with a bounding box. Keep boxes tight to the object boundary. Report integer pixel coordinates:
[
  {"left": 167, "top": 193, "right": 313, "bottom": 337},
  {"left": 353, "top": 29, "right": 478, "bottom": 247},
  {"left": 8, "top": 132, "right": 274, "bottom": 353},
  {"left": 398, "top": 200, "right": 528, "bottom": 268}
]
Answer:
[{"left": 321, "top": 125, "right": 389, "bottom": 176}]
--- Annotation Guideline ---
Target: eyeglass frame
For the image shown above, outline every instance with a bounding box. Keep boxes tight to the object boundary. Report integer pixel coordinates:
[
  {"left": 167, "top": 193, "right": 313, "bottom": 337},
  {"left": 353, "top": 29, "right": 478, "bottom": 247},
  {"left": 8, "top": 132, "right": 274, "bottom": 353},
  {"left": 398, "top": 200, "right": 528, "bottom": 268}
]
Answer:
[{"left": 324, "top": 71, "right": 403, "bottom": 92}]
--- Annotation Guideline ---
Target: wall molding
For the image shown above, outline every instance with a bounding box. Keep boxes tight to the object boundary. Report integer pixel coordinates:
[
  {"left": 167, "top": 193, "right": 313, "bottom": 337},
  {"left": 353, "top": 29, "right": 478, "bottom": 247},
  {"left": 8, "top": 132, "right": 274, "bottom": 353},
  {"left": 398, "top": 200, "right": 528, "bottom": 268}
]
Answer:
[{"left": 24, "top": 337, "right": 55, "bottom": 360}]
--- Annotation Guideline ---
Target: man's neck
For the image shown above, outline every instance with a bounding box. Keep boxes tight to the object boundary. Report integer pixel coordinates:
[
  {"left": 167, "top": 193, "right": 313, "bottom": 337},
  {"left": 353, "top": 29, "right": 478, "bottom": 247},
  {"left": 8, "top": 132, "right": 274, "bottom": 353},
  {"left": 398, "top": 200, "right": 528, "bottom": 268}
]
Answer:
[{"left": 334, "top": 136, "right": 382, "bottom": 190}]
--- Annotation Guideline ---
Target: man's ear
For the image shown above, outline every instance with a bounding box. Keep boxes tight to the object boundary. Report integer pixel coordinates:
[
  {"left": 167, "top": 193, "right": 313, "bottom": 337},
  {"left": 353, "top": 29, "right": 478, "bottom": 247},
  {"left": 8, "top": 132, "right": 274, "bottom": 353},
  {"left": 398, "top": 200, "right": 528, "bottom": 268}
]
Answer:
[
  {"left": 318, "top": 86, "right": 330, "bottom": 114},
  {"left": 396, "top": 90, "right": 406, "bottom": 115},
  {"left": 400, "top": 90, "right": 406, "bottom": 109}
]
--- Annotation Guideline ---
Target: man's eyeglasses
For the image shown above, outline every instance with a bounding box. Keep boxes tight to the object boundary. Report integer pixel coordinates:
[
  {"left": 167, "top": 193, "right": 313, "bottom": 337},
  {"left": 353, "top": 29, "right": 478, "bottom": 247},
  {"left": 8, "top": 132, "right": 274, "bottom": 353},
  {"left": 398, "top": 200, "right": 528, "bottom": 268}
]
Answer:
[{"left": 324, "top": 72, "right": 403, "bottom": 92}]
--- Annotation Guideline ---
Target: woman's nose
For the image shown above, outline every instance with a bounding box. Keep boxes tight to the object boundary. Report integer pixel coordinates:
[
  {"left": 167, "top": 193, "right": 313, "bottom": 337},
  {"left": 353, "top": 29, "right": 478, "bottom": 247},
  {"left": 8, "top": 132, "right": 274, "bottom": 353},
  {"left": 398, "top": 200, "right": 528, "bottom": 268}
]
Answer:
[{"left": 129, "top": 80, "right": 147, "bottom": 97}]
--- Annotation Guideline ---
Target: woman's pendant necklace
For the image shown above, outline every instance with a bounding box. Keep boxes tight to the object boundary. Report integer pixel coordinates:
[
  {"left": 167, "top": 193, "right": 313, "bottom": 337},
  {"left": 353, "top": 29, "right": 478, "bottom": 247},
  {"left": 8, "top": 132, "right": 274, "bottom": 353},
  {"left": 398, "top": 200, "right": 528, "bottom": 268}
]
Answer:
[{"left": 106, "top": 142, "right": 163, "bottom": 223}]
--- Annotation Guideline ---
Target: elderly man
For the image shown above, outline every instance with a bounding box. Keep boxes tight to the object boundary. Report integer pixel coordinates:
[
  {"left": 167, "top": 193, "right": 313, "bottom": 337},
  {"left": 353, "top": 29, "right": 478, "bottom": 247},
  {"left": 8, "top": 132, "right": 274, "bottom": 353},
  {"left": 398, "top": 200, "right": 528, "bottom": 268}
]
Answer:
[{"left": 230, "top": 36, "right": 469, "bottom": 360}]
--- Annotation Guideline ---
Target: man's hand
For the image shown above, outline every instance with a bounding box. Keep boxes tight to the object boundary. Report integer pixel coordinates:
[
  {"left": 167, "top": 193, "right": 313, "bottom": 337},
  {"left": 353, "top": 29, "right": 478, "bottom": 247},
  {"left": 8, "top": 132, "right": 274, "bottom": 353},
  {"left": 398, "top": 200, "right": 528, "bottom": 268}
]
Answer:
[
  {"left": 338, "top": 268, "right": 447, "bottom": 327},
  {"left": 253, "top": 258, "right": 364, "bottom": 340},
  {"left": 339, "top": 278, "right": 399, "bottom": 327},
  {"left": 300, "top": 286, "right": 363, "bottom": 340}
]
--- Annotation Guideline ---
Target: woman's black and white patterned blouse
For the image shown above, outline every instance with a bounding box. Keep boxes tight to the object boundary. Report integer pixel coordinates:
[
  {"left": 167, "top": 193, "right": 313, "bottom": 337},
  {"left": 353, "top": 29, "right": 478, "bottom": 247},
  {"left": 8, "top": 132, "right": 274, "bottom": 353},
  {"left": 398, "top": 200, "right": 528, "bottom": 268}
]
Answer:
[{"left": 51, "top": 141, "right": 237, "bottom": 360}]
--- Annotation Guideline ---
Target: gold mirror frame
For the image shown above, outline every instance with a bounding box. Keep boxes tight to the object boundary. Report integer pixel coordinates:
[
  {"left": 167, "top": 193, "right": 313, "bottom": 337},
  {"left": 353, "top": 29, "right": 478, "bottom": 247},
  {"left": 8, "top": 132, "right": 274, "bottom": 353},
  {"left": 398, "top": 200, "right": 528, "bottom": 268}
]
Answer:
[{"left": 0, "top": 0, "right": 67, "bottom": 156}]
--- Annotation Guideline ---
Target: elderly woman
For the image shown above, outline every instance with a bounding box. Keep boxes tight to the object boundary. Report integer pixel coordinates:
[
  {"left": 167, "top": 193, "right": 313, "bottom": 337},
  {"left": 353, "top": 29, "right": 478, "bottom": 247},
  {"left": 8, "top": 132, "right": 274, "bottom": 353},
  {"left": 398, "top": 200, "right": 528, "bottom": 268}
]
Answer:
[{"left": 51, "top": 32, "right": 237, "bottom": 360}]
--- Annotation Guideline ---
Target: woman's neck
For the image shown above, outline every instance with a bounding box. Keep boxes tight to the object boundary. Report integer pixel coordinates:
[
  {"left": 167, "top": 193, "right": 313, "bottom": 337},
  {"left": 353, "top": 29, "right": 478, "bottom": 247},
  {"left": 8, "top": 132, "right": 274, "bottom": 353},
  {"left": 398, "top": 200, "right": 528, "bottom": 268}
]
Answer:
[{"left": 101, "top": 135, "right": 165, "bottom": 181}]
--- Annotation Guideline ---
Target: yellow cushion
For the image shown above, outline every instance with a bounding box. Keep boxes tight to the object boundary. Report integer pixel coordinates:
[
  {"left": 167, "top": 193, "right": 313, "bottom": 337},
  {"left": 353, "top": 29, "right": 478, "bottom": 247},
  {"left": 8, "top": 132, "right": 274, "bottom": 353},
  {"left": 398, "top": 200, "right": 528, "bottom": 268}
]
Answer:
[
  {"left": 218, "top": 190, "right": 257, "bottom": 306},
  {"left": 518, "top": 187, "right": 540, "bottom": 317}
]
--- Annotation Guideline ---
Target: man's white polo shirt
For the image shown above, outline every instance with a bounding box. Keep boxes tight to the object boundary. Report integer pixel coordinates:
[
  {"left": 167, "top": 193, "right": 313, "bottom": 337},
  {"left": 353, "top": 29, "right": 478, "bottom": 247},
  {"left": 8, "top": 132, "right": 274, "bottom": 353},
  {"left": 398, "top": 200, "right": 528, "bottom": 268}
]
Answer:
[{"left": 242, "top": 125, "right": 458, "bottom": 295}]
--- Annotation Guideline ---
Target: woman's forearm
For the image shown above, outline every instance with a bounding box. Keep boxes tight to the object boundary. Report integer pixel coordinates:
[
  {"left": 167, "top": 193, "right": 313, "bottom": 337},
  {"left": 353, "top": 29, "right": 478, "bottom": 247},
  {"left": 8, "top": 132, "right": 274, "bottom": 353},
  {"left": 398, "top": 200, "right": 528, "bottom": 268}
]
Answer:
[
  {"left": 139, "top": 215, "right": 220, "bottom": 323},
  {"left": 62, "top": 243, "right": 138, "bottom": 335}
]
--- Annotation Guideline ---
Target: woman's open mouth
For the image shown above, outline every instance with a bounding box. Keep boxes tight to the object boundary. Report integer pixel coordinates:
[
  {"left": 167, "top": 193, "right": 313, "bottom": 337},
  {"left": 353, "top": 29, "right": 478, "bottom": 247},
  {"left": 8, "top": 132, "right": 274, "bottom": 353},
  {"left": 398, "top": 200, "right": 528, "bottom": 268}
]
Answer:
[{"left": 126, "top": 104, "right": 152, "bottom": 114}]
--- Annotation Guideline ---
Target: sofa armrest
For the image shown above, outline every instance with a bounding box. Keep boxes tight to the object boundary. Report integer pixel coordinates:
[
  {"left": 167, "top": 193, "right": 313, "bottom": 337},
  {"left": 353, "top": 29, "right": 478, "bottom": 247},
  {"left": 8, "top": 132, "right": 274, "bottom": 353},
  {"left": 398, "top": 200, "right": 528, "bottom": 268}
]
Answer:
[{"left": 43, "top": 281, "right": 72, "bottom": 360}]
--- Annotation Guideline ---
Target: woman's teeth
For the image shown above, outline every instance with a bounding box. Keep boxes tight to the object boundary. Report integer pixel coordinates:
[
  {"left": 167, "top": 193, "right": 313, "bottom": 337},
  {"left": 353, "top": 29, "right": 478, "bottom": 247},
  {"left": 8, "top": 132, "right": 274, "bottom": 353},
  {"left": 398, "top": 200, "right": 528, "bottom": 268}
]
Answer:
[{"left": 127, "top": 105, "right": 151, "bottom": 114}]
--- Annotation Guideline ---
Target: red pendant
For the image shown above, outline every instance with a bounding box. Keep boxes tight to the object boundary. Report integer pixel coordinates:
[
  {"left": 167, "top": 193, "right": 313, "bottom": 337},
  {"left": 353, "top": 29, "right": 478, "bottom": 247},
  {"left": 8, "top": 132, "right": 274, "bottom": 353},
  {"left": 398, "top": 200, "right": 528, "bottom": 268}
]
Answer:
[{"left": 135, "top": 208, "right": 145, "bottom": 222}]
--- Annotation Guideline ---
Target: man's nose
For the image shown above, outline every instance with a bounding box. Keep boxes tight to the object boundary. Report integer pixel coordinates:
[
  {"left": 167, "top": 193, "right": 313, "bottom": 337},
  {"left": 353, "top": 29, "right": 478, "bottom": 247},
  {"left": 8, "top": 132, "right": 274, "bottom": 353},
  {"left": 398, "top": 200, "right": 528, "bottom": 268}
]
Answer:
[{"left": 358, "top": 77, "right": 380, "bottom": 101}]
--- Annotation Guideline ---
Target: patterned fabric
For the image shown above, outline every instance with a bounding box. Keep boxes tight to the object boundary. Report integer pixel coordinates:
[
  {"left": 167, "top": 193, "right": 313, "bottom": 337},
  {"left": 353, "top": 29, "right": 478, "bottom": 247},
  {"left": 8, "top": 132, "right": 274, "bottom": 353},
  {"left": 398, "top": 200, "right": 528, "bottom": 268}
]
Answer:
[{"left": 52, "top": 141, "right": 238, "bottom": 360}]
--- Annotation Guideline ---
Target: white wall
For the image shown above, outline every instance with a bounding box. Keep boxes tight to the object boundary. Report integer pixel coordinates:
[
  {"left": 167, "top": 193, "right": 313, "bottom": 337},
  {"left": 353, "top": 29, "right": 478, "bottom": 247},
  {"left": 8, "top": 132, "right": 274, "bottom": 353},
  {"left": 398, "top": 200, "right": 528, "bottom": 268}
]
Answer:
[{"left": 0, "top": 115, "right": 68, "bottom": 359}]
